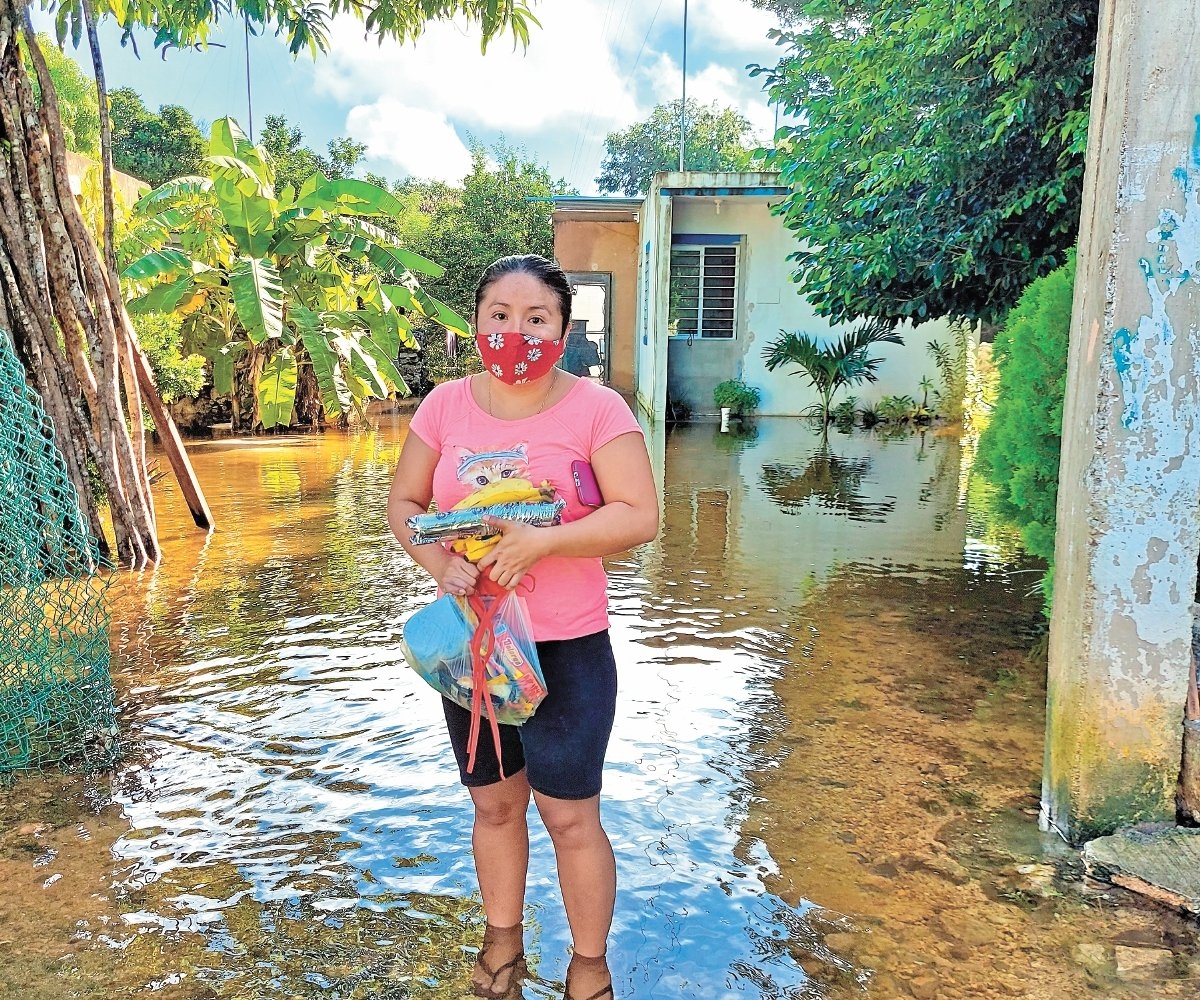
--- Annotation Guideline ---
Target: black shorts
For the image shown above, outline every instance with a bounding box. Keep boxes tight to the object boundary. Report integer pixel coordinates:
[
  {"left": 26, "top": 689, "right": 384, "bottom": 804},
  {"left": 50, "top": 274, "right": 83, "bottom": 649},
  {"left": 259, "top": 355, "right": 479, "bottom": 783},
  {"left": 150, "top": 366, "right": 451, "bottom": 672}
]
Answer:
[{"left": 442, "top": 629, "right": 617, "bottom": 800}]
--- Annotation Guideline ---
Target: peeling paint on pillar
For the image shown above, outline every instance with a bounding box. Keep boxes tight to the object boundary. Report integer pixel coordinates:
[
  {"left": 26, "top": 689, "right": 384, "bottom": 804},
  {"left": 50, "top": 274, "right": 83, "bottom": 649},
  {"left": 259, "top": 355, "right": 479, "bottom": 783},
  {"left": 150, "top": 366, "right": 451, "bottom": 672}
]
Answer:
[
  {"left": 1100, "top": 120, "right": 1200, "bottom": 663},
  {"left": 1044, "top": 106, "right": 1200, "bottom": 844}
]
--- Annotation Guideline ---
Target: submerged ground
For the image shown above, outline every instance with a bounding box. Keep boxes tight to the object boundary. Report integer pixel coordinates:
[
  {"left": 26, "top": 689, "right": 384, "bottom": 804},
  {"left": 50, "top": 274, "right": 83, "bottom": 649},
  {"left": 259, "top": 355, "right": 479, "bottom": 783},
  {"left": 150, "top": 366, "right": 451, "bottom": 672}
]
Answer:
[{"left": 1, "top": 418, "right": 1196, "bottom": 998}]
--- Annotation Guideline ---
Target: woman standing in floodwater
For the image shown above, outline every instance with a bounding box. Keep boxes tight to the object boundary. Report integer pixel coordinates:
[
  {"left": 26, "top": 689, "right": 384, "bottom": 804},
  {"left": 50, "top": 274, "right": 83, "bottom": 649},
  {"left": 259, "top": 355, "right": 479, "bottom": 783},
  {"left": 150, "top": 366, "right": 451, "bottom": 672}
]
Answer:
[{"left": 387, "top": 254, "right": 659, "bottom": 999}]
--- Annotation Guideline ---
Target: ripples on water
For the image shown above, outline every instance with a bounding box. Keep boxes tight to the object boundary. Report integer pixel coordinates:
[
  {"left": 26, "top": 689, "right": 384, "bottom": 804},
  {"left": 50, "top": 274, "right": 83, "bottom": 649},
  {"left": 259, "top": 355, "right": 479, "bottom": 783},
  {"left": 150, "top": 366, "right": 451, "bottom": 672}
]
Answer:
[{"left": 9, "top": 417, "right": 1146, "bottom": 999}]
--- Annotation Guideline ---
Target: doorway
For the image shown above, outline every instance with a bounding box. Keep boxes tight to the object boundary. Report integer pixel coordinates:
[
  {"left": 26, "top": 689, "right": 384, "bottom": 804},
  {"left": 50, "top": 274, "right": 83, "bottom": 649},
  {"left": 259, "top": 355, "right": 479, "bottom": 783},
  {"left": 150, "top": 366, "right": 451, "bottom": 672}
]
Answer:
[{"left": 565, "top": 272, "right": 611, "bottom": 384}]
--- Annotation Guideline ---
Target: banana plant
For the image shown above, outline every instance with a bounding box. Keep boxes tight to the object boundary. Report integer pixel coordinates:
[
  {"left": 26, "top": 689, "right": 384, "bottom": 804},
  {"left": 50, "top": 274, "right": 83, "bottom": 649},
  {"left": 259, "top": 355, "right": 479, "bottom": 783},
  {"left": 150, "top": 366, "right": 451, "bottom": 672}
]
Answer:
[{"left": 122, "top": 117, "right": 470, "bottom": 430}]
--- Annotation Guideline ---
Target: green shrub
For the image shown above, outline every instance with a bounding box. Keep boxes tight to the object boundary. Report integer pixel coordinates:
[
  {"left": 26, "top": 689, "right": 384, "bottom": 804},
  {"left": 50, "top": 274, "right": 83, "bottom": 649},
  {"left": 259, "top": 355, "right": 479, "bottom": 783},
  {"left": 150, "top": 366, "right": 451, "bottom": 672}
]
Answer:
[
  {"left": 134, "top": 312, "right": 207, "bottom": 404},
  {"left": 876, "top": 394, "right": 918, "bottom": 423},
  {"left": 927, "top": 324, "right": 972, "bottom": 424},
  {"left": 831, "top": 395, "right": 858, "bottom": 427},
  {"left": 975, "top": 252, "right": 1074, "bottom": 614},
  {"left": 712, "top": 378, "right": 762, "bottom": 414}
]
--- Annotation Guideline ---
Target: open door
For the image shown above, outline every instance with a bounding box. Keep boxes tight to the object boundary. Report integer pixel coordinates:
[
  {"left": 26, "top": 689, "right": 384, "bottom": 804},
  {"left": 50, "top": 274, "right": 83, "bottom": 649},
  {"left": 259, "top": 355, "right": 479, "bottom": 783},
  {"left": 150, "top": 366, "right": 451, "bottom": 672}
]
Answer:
[{"left": 565, "top": 272, "right": 611, "bottom": 383}]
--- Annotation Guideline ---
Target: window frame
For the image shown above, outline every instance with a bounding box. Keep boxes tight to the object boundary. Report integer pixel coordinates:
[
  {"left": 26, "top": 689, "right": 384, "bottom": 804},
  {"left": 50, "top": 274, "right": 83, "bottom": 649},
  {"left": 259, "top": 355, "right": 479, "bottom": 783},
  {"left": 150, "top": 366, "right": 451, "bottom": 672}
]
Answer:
[{"left": 667, "top": 235, "right": 741, "bottom": 341}]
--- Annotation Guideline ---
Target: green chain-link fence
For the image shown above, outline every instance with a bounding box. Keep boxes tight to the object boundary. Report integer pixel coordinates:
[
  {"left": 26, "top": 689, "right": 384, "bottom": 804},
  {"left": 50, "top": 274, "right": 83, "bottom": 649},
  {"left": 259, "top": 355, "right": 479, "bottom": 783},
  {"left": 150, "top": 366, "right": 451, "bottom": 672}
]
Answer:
[{"left": 0, "top": 329, "right": 120, "bottom": 773}]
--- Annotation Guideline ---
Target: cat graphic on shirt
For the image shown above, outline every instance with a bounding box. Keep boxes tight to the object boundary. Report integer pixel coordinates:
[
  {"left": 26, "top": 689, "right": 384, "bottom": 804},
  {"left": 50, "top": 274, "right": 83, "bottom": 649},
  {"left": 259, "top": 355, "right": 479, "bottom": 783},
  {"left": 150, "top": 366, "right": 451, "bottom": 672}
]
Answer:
[
  {"left": 455, "top": 445, "right": 557, "bottom": 500},
  {"left": 456, "top": 444, "right": 531, "bottom": 489}
]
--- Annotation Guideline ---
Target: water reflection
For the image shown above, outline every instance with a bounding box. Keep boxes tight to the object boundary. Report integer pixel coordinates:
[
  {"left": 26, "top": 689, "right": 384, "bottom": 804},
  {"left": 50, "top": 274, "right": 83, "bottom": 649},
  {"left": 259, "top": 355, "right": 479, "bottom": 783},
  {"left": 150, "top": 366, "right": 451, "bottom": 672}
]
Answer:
[
  {"left": 760, "top": 448, "right": 892, "bottom": 522},
  {"left": 4, "top": 417, "right": 1195, "bottom": 998}
]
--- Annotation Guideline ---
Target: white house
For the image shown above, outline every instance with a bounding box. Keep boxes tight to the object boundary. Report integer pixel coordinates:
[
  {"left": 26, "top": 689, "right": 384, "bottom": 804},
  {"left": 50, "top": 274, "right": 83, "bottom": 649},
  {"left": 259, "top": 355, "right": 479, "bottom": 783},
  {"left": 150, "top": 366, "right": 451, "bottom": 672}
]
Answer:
[{"left": 554, "top": 170, "right": 957, "bottom": 422}]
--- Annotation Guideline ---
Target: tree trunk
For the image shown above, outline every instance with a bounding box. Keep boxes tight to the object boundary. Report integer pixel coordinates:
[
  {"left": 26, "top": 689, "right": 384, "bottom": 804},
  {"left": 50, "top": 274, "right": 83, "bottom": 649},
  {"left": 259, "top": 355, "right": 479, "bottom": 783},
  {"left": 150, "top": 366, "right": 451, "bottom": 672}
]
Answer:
[
  {"left": 0, "top": 1, "right": 157, "bottom": 565},
  {"left": 81, "top": 0, "right": 152, "bottom": 527}
]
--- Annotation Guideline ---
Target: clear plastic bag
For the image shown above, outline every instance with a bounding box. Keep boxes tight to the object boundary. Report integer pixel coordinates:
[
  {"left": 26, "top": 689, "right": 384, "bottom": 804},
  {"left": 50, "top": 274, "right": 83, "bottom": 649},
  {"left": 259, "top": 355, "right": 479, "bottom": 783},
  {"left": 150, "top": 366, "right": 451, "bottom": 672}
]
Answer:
[{"left": 401, "top": 584, "right": 547, "bottom": 773}]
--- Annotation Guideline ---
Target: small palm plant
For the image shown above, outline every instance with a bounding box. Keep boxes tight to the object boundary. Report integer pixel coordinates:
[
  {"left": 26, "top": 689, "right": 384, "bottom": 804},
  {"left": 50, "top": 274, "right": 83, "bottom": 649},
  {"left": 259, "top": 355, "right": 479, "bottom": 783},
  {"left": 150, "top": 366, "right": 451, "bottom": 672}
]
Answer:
[{"left": 762, "top": 322, "right": 904, "bottom": 423}]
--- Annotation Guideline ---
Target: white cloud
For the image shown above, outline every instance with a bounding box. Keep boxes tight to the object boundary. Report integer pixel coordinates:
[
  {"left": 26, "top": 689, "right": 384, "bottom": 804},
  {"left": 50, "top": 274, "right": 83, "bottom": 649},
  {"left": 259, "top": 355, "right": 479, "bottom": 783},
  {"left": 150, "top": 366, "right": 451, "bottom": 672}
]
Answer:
[
  {"left": 689, "top": 0, "right": 783, "bottom": 55},
  {"left": 689, "top": 64, "right": 773, "bottom": 137},
  {"left": 346, "top": 100, "right": 474, "bottom": 181},
  {"left": 307, "top": 1, "right": 781, "bottom": 188},
  {"left": 318, "top": 7, "right": 640, "bottom": 132},
  {"left": 642, "top": 53, "right": 773, "bottom": 140}
]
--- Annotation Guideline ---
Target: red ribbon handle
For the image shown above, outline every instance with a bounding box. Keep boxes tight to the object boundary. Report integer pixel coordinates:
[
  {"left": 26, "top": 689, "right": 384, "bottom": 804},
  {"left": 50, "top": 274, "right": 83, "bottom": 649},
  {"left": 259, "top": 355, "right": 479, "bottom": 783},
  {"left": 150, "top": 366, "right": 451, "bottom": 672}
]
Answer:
[{"left": 464, "top": 576, "right": 507, "bottom": 778}]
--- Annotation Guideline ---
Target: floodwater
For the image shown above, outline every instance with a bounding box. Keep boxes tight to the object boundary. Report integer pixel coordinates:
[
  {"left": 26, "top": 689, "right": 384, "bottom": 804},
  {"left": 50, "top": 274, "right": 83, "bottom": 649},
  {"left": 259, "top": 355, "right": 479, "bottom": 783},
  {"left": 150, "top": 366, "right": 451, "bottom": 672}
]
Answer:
[{"left": 2, "top": 417, "right": 1198, "bottom": 999}]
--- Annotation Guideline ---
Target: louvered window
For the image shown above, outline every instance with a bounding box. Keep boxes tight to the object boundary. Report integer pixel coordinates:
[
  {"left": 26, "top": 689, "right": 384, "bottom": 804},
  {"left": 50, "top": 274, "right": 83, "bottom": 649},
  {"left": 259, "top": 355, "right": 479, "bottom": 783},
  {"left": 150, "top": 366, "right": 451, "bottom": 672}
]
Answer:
[{"left": 668, "top": 242, "right": 738, "bottom": 339}]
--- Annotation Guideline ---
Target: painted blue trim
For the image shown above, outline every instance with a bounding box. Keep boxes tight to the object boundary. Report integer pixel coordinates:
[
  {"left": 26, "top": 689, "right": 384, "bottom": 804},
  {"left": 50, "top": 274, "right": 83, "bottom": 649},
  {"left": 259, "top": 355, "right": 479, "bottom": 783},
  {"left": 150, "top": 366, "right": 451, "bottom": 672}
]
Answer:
[
  {"left": 661, "top": 187, "right": 788, "bottom": 197},
  {"left": 671, "top": 234, "right": 742, "bottom": 246}
]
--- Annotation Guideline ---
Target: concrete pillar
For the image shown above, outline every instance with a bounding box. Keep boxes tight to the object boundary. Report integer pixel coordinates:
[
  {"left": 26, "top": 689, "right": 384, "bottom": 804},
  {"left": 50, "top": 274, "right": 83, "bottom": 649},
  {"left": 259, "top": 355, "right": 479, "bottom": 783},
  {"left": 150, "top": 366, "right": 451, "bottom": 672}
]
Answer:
[{"left": 1042, "top": 1, "right": 1200, "bottom": 844}]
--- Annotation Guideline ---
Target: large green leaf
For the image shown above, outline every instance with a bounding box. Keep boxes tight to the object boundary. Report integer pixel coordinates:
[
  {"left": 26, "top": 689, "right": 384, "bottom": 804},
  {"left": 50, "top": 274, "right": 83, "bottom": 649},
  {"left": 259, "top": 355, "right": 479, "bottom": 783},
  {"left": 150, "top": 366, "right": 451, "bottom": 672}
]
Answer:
[
  {"left": 257, "top": 348, "right": 298, "bottom": 430},
  {"left": 383, "top": 283, "right": 417, "bottom": 313},
  {"left": 332, "top": 221, "right": 444, "bottom": 279},
  {"left": 359, "top": 329, "right": 410, "bottom": 397},
  {"left": 295, "top": 177, "right": 404, "bottom": 217},
  {"left": 270, "top": 217, "right": 331, "bottom": 258},
  {"left": 346, "top": 337, "right": 391, "bottom": 398},
  {"left": 412, "top": 287, "right": 472, "bottom": 337},
  {"left": 122, "top": 248, "right": 193, "bottom": 281},
  {"left": 212, "top": 342, "right": 246, "bottom": 396},
  {"left": 292, "top": 304, "right": 352, "bottom": 420},
  {"left": 125, "top": 276, "right": 194, "bottom": 314},
  {"left": 230, "top": 257, "right": 285, "bottom": 345},
  {"left": 360, "top": 310, "right": 410, "bottom": 392},
  {"left": 209, "top": 118, "right": 274, "bottom": 191},
  {"left": 212, "top": 174, "right": 277, "bottom": 258},
  {"left": 207, "top": 155, "right": 271, "bottom": 191},
  {"left": 345, "top": 218, "right": 444, "bottom": 276},
  {"left": 206, "top": 124, "right": 277, "bottom": 258},
  {"left": 134, "top": 176, "right": 212, "bottom": 212}
]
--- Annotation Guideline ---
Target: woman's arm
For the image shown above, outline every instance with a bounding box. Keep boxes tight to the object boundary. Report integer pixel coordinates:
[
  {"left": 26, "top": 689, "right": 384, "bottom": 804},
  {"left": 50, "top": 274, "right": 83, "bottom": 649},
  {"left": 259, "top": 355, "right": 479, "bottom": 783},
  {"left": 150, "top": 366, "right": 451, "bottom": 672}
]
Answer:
[
  {"left": 387, "top": 431, "right": 481, "bottom": 596},
  {"left": 477, "top": 431, "right": 659, "bottom": 589}
]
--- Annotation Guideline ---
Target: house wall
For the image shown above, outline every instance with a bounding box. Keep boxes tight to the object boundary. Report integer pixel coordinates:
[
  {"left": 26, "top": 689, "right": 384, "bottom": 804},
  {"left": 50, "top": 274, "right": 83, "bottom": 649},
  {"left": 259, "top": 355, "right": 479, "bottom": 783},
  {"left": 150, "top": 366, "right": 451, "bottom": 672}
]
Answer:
[
  {"left": 65, "top": 149, "right": 148, "bottom": 207},
  {"left": 666, "top": 194, "right": 954, "bottom": 418},
  {"left": 635, "top": 190, "right": 673, "bottom": 421},
  {"left": 552, "top": 217, "right": 640, "bottom": 393}
]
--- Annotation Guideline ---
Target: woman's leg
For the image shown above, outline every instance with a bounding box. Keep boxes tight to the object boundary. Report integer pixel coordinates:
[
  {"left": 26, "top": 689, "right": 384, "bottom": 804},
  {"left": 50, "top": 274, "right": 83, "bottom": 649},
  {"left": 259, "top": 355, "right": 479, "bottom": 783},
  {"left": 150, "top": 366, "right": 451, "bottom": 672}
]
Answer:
[
  {"left": 534, "top": 791, "right": 615, "bottom": 959},
  {"left": 468, "top": 772, "right": 532, "bottom": 996},
  {"left": 469, "top": 770, "right": 533, "bottom": 925},
  {"left": 520, "top": 632, "right": 618, "bottom": 995}
]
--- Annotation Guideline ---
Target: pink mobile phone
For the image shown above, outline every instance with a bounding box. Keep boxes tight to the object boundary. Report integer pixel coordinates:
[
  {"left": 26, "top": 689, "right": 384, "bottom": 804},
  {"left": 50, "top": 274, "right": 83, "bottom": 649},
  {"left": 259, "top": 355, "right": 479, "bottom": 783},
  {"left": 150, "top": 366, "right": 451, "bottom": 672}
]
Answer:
[{"left": 571, "top": 460, "right": 604, "bottom": 507}]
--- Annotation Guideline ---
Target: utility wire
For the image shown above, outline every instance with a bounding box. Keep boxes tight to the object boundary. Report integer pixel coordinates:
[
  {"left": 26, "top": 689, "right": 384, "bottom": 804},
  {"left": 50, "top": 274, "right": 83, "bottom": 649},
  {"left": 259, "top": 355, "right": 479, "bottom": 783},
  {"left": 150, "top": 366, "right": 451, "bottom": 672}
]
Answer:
[{"left": 566, "top": 0, "right": 667, "bottom": 190}]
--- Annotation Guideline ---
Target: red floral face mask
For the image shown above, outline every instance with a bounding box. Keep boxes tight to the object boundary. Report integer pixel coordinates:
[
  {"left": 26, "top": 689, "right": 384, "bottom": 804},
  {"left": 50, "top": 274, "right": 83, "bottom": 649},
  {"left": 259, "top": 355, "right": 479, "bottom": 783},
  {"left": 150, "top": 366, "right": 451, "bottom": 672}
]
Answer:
[{"left": 475, "top": 332, "right": 566, "bottom": 385}]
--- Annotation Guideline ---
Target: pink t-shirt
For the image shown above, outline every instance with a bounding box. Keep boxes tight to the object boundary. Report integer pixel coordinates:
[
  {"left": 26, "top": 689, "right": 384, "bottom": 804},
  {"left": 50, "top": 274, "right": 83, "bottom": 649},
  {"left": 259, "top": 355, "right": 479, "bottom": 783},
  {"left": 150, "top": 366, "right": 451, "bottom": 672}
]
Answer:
[{"left": 408, "top": 376, "right": 645, "bottom": 641}]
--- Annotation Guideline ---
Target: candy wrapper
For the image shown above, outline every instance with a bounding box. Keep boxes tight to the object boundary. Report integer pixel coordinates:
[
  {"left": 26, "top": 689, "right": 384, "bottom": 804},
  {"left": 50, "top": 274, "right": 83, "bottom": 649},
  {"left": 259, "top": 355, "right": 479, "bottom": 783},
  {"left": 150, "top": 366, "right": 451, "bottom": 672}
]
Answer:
[{"left": 407, "top": 498, "right": 566, "bottom": 546}]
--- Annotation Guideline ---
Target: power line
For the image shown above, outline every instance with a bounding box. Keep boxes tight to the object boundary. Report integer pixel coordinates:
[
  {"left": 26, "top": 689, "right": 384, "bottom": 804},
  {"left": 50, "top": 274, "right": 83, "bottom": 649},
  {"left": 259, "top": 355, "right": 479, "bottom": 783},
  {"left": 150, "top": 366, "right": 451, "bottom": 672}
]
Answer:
[{"left": 567, "top": 0, "right": 667, "bottom": 189}]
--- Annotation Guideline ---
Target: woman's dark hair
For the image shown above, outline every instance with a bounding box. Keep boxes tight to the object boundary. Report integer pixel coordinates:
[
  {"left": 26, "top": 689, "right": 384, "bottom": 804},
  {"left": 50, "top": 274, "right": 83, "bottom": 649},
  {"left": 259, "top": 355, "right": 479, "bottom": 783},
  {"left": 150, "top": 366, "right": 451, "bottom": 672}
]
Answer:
[{"left": 474, "top": 254, "right": 573, "bottom": 335}]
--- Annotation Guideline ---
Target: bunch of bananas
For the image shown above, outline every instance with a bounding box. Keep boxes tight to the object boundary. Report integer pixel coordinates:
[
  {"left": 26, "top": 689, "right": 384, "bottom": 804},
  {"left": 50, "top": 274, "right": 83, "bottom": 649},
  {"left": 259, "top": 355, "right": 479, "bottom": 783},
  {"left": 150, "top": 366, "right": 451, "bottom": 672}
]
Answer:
[{"left": 449, "top": 478, "right": 556, "bottom": 562}]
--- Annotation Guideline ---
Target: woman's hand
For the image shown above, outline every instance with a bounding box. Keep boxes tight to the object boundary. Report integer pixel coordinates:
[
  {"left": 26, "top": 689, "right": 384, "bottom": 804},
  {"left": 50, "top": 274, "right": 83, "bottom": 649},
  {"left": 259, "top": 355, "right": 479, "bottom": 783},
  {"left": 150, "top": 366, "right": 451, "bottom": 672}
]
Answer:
[
  {"left": 476, "top": 516, "right": 550, "bottom": 590},
  {"left": 438, "top": 552, "right": 482, "bottom": 597}
]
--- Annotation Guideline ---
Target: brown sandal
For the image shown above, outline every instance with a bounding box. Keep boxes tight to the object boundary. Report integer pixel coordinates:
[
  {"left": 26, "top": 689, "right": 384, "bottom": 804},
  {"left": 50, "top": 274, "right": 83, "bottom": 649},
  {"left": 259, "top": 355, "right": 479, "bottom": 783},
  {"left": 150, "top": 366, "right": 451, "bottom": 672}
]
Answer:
[
  {"left": 564, "top": 952, "right": 614, "bottom": 1000},
  {"left": 472, "top": 922, "right": 526, "bottom": 999}
]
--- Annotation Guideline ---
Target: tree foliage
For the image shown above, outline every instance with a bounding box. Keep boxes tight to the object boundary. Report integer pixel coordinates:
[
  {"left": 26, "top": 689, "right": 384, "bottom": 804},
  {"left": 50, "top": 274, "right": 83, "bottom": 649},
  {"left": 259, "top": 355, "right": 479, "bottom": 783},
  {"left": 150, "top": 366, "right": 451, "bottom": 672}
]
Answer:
[
  {"left": 109, "top": 87, "right": 206, "bottom": 186},
  {"left": 123, "top": 118, "right": 469, "bottom": 430},
  {"left": 418, "top": 140, "right": 572, "bottom": 319},
  {"left": 596, "top": 99, "right": 760, "bottom": 196},
  {"left": 260, "top": 113, "right": 369, "bottom": 195},
  {"left": 975, "top": 253, "right": 1074, "bottom": 613},
  {"left": 751, "top": 0, "right": 1095, "bottom": 328},
  {"left": 45, "top": 0, "right": 539, "bottom": 58},
  {"left": 31, "top": 32, "right": 98, "bottom": 154}
]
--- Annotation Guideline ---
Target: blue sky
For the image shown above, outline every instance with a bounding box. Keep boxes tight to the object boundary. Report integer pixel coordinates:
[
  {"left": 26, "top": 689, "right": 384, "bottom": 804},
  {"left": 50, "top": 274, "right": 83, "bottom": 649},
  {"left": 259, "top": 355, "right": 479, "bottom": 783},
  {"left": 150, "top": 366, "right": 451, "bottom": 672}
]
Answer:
[{"left": 44, "top": 0, "right": 786, "bottom": 194}]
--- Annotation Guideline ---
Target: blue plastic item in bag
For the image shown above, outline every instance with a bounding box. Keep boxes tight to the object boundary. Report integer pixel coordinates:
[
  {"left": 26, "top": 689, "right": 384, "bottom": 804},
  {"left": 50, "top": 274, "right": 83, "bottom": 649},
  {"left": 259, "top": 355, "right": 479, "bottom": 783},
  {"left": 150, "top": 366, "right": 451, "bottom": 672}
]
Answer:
[{"left": 400, "top": 591, "right": 547, "bottom": 728}]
